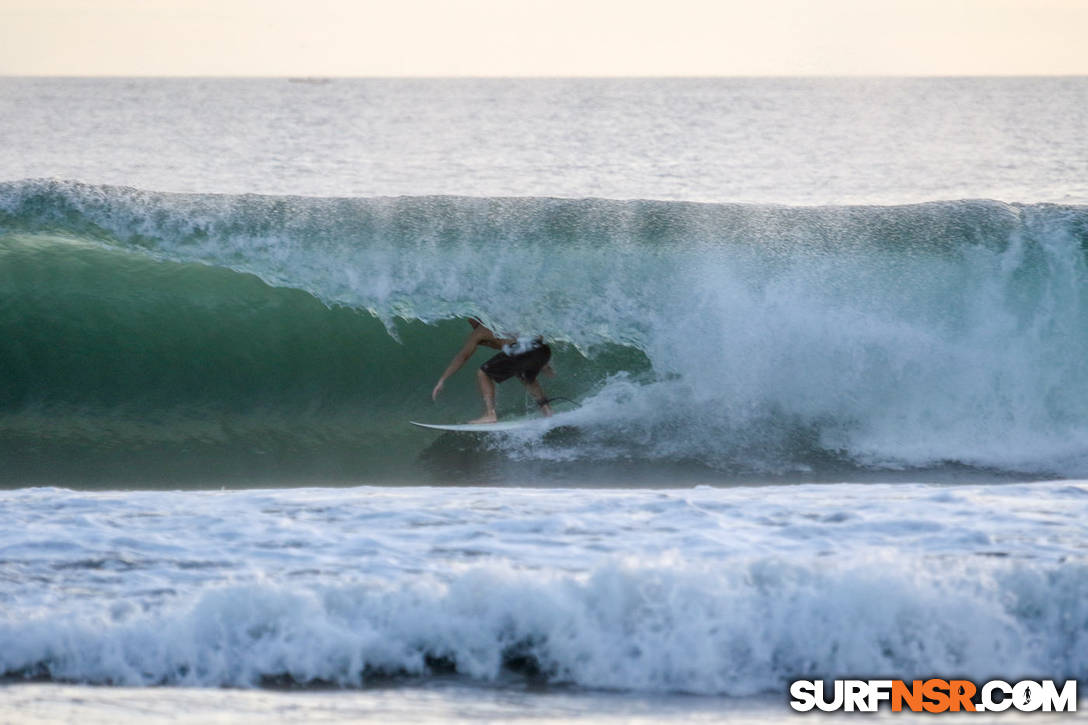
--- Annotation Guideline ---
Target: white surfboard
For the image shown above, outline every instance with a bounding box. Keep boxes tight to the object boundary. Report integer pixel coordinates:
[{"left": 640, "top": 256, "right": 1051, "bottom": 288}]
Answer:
[{"left": 410, "top": 418, "right": 543, "bottom": 433}]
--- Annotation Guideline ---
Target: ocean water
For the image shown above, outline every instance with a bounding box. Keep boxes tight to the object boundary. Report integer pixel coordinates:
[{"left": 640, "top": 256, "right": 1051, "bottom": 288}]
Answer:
[{"left": 2, "top": 78, "right": 1087, "bottom": 721}]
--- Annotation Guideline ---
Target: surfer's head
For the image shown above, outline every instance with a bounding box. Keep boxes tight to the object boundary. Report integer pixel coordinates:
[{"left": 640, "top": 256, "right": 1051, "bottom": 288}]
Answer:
[{"left": 468, "top": 317, "right": 482, "bottom": 329}]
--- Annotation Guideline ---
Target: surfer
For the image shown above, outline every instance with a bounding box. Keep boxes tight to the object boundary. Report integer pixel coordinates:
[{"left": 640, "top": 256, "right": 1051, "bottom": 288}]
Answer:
[{"left": 431, "top": 318, "right": 553, "bottom": 423}]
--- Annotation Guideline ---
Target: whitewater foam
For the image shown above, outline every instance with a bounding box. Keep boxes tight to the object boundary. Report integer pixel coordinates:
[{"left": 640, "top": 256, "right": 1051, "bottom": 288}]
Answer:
[{"left": 1, "top": 483, "right": 1085, "bottom": 693}]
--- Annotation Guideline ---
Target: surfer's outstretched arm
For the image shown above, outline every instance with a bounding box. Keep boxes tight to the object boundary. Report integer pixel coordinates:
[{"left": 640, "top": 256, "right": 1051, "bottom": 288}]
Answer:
[{"left": 432, "top": 328, "right": 489, "bottom": 400}]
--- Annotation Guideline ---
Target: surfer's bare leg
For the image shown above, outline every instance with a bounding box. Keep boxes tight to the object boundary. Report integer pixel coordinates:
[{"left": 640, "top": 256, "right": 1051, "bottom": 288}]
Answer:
[
  {"left": 469, "top": 369, "right": 498, "bottom": 423},
  {"left": 524, "top": 380, "right": 553, "bottom": 417}
]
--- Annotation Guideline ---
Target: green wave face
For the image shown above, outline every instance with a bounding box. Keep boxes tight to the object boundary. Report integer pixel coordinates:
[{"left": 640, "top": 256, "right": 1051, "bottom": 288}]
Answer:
[
  {"left": 0, "top": 232, "right": 645, "bottom": 486},
  {"left": 3, "top": 180, "right": 1088, "bottom": 486}
]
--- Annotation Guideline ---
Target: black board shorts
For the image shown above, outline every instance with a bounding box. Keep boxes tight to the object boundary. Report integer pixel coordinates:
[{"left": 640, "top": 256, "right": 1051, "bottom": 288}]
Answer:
[{"left": 480, "top": 344, "right": 551, "bottom": 384}]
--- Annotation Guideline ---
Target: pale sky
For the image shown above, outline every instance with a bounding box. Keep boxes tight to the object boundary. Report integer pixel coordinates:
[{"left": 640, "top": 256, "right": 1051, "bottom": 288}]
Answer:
[{"left": 2, "top": 0, "right": 1086, "bottom": 76}]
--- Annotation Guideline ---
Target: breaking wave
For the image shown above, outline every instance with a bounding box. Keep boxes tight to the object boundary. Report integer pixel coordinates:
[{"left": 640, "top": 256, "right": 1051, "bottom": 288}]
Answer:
[{"left": 3, "top": 179, "right": 1088, "bottom": 484}]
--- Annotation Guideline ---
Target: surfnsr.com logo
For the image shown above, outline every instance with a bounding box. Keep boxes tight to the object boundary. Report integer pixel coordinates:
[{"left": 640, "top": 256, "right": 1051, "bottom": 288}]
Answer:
[{"left": 790, "top": 679, "right": 1077, "bottom": 713}]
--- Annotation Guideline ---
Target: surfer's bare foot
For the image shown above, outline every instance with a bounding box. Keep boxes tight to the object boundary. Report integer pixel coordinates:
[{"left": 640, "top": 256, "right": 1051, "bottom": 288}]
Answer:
[{"left": 468, "top": 413, "right": 498, "bottom": 424}]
